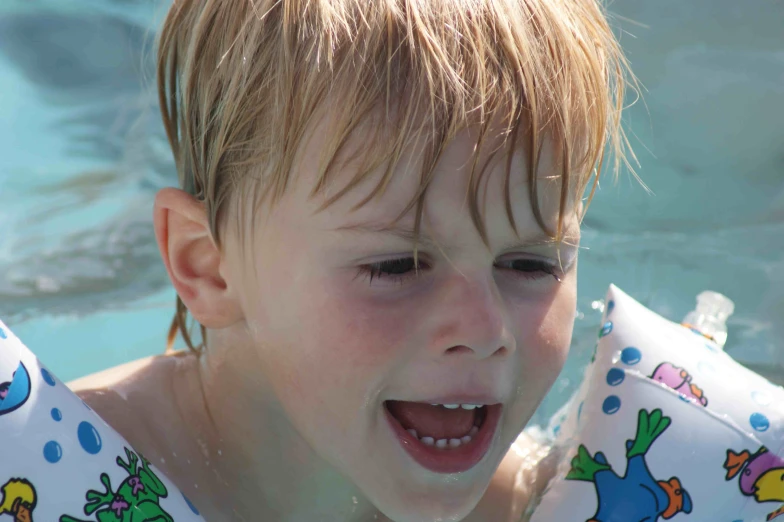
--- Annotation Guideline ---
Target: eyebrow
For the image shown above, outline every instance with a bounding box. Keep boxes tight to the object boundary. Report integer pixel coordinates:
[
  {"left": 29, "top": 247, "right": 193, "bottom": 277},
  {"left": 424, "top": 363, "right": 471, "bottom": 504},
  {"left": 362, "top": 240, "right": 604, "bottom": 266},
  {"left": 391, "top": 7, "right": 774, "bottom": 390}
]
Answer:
[{"left": 332, "top": 221, "right": 577, "bottom": 251}]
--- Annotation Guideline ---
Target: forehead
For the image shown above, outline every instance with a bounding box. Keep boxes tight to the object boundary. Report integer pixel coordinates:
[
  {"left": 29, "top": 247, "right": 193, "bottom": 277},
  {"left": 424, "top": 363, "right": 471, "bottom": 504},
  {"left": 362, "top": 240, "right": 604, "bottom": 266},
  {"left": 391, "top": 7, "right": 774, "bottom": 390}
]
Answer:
[{"left": 278, "top": 109, "right": 579, "bottom": 245}]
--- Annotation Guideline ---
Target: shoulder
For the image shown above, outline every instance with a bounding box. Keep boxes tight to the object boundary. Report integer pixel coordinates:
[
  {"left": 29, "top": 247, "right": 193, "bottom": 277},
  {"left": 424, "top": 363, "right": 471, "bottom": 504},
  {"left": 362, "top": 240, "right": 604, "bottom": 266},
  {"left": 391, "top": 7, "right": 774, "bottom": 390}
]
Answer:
[
  {"left": 67, "top": 354, "right": 185, "bottom": 451},
  {"left": 464, "top": 430, "right": 558, "bottom": 522},
  {"left": 67, "top": 354, "right": 171, "bottom": 392}
]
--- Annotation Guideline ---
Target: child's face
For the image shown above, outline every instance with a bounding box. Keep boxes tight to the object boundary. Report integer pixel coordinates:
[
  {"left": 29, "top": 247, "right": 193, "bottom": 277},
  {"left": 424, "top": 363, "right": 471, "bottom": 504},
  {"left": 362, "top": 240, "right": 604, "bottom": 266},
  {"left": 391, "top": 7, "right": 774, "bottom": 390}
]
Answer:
[{"left": 222, "top": 117, "right": 579, "bottom": 521}]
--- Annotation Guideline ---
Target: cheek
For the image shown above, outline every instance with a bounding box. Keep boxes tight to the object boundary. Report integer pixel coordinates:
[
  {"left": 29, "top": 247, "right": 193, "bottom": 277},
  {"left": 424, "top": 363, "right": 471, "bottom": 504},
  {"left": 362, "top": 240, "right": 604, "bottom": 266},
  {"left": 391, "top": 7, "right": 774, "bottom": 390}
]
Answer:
[
  {"left": 276, "top": 285, "right": 414, "bottom": 407},
  {"left": 514, "top": 283, "right": 576, "bottom": 384},
  {"left": 315, "top": 292, "right": 412, "bottom": 368}
]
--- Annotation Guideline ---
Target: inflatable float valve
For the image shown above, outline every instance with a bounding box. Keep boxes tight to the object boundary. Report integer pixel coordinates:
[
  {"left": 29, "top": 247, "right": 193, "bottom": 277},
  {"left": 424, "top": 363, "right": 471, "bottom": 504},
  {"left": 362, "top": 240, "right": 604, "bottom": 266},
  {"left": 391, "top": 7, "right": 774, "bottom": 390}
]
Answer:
[{"left": 682, "top": 291, "right": 735, "bottom": 350}]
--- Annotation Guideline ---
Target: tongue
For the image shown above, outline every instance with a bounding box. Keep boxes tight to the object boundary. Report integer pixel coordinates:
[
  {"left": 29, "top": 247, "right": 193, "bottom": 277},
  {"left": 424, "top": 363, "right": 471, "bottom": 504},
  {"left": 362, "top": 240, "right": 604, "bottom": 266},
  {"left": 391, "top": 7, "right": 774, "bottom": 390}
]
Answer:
[{"left": 387, "top": 401, "right": 477, "bottom": 440}]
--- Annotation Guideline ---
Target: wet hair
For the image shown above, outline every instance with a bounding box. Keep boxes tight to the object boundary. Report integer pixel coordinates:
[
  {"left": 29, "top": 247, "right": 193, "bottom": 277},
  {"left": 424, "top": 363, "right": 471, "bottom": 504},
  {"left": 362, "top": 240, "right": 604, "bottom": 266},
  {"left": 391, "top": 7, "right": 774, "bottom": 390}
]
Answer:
[{"left": 156, "top": 0, "right": 638, "bottom": 354}]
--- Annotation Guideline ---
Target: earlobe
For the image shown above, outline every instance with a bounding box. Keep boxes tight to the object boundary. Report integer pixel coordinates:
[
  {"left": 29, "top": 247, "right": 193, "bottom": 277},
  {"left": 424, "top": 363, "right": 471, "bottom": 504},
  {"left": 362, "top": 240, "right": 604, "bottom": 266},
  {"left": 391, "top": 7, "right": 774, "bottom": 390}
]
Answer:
[{"left": 152, "top": 187, "right": 243, "bottom": 329}]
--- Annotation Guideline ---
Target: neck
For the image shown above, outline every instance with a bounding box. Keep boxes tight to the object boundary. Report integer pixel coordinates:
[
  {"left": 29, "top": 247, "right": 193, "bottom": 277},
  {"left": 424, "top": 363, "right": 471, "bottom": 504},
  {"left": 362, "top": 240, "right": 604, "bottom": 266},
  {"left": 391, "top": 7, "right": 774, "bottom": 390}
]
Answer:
[{"left": 168, "top": 331, "right": 389, "bottom": 522}]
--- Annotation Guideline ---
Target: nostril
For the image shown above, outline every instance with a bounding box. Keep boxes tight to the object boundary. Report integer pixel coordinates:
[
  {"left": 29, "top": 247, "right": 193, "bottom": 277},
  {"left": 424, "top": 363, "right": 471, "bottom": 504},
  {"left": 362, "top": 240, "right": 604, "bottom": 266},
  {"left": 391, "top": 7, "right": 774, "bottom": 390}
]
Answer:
[{"left": 445, "top": 345, "right": 509, "bottom": 356}]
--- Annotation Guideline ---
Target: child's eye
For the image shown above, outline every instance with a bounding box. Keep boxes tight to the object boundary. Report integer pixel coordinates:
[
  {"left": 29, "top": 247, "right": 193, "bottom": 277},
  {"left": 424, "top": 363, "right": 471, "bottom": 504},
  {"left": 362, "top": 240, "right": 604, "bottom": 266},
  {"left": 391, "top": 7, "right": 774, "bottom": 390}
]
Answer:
[
  {"left": 495, "top": 259, "right": 563, "bottom": 282},
  {"left": 356, "top": 257, "right": 562, "bottom": 286},
  {"left": 358, "top": 257, "right": 424, "bottom": 286}
]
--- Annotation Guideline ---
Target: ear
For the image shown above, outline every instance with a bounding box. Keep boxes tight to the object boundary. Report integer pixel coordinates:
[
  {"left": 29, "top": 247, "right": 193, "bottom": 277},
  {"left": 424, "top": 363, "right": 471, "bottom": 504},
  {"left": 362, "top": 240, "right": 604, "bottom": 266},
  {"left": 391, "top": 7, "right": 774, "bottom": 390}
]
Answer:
[{"left": 153, "top": 187, "right": 243, "bottom": 329}]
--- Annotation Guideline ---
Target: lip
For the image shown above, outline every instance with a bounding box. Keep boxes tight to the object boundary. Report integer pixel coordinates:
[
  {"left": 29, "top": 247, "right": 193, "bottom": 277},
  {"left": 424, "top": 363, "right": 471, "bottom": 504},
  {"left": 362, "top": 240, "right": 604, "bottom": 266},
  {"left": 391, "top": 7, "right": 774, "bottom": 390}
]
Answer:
[
  {"left": 384, "top": 401, "right": 503, "bottom": 474},
  {"left": 415, "top": 395, "right": 505, "bottom": 406}
]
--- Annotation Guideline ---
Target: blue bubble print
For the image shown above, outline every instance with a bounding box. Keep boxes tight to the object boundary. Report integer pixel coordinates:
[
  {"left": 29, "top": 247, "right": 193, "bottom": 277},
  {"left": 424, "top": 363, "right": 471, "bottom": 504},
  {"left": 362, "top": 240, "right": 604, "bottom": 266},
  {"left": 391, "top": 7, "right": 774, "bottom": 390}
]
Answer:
[
  {"left": 51, "top": 408, "right": 62, "bottom": 421},
  {"left": 621, "top": 347, "right": 642, "bottom": 365},
  {"left": 0, "top": 327, "right": 6, "bottom": 339},
  {"left": 41, "top": 368, "right": 55, "bottom": 386},
  {"left": 599, "top": 321, "right": 613, "bottom": 338},
  {"left": 752, "top": 391, "right": 772, "bottom": 406},
  {"left": 78, "top": 421, "right": 102, "bottom": 454},
  {"left": 184, "top": 493, "right": 201, "bottom": 515},
  {"left": 44, "top": 440, "right": 62, "bottom": 463},
  {"left": 602, "top": 395, "right": 621, "bottom": 415},
  {"left": 577, "top": 401, "right": 584, "bottom": 422},
  {"left": 606, "top": 300, "right": 615, "bottom": 317},
  {"left": 750, "top": 413, "right": 770, "bottom": 432},
  {"left": 698, "top": 360, "right": 716, "bottom": 376},
  {"left": 606, "top": 368, "right": 625, "bottom": 386}
]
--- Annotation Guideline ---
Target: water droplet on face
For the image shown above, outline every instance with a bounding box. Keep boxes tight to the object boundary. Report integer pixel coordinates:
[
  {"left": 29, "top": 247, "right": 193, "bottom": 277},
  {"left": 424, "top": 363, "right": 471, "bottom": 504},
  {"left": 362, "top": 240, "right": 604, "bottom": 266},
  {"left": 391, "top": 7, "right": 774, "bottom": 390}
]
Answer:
[{"left": 77, "top": 421, "right": 102, "bottom": 454}]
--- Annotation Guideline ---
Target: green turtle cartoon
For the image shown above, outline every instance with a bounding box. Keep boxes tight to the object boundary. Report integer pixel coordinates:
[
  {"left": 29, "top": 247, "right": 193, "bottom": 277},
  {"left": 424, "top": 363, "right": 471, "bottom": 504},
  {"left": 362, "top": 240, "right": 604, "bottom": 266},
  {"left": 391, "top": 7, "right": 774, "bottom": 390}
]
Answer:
[
  {"left": 60, "top": 447, "right": 172, "bottom": 522},
  {"left": 566, "top": 408, "right": 693, "bottom": 521}
]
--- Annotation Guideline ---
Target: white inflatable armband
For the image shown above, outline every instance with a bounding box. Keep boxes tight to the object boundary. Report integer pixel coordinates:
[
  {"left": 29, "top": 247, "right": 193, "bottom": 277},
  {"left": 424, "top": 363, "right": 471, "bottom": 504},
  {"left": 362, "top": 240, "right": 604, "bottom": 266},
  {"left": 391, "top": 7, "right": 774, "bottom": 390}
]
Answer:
[
  {"left": 0, "top": 319, "right": 205, "bottom": 521},
  {"left": 530, "top": 285, "right": 784, "bottom": 522}
]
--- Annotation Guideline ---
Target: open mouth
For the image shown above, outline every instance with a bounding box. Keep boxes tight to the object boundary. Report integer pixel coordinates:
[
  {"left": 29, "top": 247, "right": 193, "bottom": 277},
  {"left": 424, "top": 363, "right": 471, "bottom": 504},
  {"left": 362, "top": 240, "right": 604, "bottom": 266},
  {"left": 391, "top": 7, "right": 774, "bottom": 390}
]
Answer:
[{"left": 383, "top": 400, "right": 503, "bottom": 474}]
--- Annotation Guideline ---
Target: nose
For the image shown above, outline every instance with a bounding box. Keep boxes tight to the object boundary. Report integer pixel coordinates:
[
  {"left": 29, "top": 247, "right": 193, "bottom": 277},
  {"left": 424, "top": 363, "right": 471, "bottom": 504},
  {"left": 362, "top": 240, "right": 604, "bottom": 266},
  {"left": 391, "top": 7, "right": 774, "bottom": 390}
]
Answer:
[{"left": 427, "top": 271, "right": 516, "bottom": 360}]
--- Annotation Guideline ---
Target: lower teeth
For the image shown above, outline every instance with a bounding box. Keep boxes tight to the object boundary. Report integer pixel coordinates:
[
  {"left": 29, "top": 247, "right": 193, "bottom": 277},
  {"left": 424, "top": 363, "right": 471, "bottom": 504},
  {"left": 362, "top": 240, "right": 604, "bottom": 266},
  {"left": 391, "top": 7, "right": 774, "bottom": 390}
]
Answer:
[{"left": 406, "top": 425, "right": 480, "bottom": 449}]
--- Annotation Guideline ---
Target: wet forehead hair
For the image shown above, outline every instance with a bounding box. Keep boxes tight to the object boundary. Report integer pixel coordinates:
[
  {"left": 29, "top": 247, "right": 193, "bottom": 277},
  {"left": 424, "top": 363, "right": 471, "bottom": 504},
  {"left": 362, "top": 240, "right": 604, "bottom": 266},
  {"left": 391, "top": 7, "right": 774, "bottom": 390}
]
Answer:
[{"left": 156, "top": 0, "right": 637, "bottom": 353}]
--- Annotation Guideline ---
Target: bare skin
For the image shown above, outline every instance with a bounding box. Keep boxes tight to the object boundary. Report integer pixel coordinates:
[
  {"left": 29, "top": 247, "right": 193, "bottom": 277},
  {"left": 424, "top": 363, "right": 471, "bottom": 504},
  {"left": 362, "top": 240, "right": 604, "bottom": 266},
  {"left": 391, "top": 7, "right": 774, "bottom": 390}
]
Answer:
[
  {"left": 70, "top": 115, "right": 577, "bottom": 521},
  {"left": 70, "top": 355, "right": 553, "bottom": 521}
]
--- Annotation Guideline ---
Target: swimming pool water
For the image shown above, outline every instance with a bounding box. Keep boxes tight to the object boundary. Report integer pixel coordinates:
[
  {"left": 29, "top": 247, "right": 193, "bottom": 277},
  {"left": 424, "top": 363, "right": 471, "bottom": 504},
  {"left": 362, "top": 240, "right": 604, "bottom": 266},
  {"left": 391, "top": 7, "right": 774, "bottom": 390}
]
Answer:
[{"left": 1, "top": 0, "right": 782, "bottom": 425}]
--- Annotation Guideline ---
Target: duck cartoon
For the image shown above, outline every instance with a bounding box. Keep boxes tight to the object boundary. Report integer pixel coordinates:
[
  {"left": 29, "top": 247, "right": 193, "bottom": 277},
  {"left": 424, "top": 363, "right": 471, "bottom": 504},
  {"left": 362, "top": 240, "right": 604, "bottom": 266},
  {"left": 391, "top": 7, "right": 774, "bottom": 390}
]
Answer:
[
  {"left": 566, "top": 408, "right": 693, "bottom": 521},
  {"left": 724, "top": 446, "right": 784, "bottom": 520},
  {"left": 0, "top": 478, "right": 37, "bottom": 522}
]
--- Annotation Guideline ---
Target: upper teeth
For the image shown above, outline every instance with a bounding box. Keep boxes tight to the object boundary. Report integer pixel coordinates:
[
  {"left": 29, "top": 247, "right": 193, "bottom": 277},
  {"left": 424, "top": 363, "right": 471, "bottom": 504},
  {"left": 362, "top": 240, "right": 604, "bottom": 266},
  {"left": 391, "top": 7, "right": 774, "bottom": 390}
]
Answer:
[{"left": 431, "top": 403, "right": 482, "bottom": 410}]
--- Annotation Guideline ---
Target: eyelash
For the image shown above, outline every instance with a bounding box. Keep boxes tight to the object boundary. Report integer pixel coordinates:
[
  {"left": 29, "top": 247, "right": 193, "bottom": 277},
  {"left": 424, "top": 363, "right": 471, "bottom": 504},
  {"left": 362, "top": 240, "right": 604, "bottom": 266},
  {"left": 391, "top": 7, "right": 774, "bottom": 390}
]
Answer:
[{"left": 356, "top": 256, "right": 563, "bottom": 286}]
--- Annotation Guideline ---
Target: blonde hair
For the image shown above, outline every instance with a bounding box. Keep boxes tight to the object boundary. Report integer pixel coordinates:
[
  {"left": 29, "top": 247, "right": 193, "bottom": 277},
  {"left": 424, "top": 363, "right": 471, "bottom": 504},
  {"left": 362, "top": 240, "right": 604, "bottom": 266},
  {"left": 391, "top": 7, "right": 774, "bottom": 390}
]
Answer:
[{"left": 156, "top": 0, "right": 637, "bottom": 354}]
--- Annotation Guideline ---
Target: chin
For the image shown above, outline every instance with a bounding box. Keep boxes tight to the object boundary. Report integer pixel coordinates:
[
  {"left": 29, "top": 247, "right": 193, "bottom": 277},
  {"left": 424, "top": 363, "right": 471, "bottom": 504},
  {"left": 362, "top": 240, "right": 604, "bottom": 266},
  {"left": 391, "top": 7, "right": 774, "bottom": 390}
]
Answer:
[{"left": 376, "top": 493, "right": 482, "bottom": 522}]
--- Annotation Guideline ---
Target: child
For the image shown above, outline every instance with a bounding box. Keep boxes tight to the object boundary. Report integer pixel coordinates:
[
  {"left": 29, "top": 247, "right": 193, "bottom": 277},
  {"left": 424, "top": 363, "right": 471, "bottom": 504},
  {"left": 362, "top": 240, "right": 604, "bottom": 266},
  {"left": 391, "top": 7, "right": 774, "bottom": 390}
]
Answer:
[{"left": 69, "top": 0, "right": 635, "bottom": 520}]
